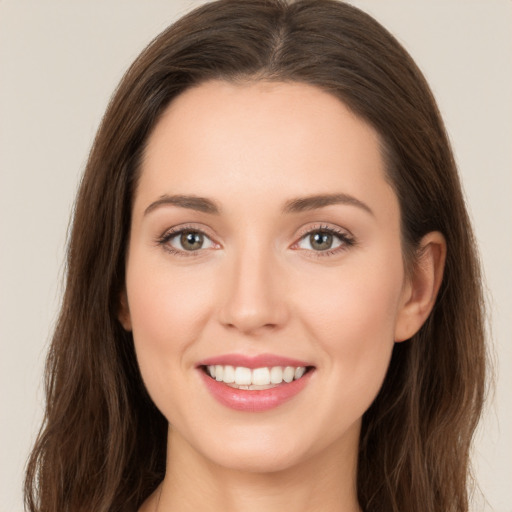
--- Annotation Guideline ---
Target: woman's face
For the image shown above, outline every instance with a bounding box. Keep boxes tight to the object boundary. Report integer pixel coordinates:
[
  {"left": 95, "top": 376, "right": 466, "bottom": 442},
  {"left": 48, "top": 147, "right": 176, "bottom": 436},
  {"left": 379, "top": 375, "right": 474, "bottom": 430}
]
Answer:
[{"left": 121, "top": 80, "right": 412, "bottom": 473}]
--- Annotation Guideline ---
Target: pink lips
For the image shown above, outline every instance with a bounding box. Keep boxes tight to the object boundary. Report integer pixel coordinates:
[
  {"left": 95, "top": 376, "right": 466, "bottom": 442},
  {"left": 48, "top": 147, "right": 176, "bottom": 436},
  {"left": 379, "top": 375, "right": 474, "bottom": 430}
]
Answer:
[{"left": 196, "top": 353, "right": 314, "bottom": 412}]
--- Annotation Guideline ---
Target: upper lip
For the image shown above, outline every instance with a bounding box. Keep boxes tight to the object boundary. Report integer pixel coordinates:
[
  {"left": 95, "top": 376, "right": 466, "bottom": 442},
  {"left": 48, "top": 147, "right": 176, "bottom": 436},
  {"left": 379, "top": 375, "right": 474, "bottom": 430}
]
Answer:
[{"left": 196, "top": 353, "right": 313, "bottom": 369}]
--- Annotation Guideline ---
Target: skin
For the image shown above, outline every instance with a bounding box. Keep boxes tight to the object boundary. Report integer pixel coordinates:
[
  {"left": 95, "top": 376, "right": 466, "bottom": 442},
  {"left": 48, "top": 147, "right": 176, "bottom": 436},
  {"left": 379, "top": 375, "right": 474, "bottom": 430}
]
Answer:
[{"left": 119, "top": 80, "right": 446, "bottom": 512}]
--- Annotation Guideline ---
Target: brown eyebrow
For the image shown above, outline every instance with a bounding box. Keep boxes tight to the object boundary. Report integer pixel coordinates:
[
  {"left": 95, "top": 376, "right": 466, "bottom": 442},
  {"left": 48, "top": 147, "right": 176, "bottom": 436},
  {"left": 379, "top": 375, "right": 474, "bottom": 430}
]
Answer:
[
  {"left": 144, "top": 192, "right": 373, "bottom": 217},
  {"left": 283, "top": 193, "right": 374, "bottom": 216},
  {"left": 144, "top": 194, "right": 220, "bottom": 216}
]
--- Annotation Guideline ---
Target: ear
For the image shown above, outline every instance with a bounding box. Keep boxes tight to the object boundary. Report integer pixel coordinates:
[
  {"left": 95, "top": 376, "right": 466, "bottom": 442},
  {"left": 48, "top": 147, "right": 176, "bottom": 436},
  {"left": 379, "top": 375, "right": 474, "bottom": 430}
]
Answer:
[
  {"left": 394, "top": 231, "right": 446, "bottom": 342},
  {"left": 118, "top": 288, "right": 132, "bottom": 331}
]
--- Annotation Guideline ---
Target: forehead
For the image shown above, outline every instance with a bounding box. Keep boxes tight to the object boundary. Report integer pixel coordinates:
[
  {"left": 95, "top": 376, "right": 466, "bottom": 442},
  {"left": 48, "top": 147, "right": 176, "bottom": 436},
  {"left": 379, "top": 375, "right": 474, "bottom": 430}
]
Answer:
[{"left": 137, "top": 80, "right": 396, "bottom": 220}]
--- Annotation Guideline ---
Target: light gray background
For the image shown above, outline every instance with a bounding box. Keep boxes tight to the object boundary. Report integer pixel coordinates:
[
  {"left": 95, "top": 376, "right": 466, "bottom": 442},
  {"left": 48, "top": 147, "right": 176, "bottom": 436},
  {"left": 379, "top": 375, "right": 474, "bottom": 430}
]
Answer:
[{"left": 1, "top": 1, "right": 510, "bottom": 511}]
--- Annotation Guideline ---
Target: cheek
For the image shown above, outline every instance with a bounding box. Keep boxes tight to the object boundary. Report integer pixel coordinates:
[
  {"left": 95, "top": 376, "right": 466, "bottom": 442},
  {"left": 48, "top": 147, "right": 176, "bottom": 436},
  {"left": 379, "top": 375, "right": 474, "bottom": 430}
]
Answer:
[
  {"left": 301, "top": 258, "right": 403, "bottom": 336},
  {"left": 127, "top": 242, "right": 218, "bottom": 329},
  {"left": 296, "top": 255, "right": 404, "bottom": 405},
  {"left": 124, "top": 253, "right": 216, "bottom": 400}
]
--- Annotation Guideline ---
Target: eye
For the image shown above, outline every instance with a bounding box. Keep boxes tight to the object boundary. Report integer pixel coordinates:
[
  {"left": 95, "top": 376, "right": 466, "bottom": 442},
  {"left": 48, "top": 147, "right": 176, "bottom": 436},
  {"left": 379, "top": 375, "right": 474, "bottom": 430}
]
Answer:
[
  {"left": 158, "top": 228, "right": 216, "bottom": 254},
  {"left": 299, "top": 231, "right": 341, "bottom": 251},
  {"left": 294, "top": 226, "right": 354, "bottom": 254}
]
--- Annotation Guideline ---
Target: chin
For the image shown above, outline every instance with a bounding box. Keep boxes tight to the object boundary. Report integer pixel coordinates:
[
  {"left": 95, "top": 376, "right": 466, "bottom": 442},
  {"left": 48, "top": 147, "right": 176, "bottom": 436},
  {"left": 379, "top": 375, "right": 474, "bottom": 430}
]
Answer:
[
  {"left": 217, "top": 441, "right": 306, "bottom": 473},
  {"left": 176, "top": 416, "right": 360, "bottom": 476},
  {"left": 203, "top": 441, "right": 311, "bottom": 474}
]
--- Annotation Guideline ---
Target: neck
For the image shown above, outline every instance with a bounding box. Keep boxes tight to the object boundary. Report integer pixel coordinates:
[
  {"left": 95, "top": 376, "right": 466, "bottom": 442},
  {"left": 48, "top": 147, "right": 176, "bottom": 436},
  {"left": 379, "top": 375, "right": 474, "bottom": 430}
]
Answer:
[{"left": 145, "top": 424, "right": 361, "bottom": 512}]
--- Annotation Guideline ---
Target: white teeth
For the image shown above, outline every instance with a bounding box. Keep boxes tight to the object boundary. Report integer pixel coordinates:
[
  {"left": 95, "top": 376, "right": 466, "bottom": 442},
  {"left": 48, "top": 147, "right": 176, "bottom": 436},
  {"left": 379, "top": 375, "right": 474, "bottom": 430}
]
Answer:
[
  {"left": 234, "top": 366, "right": 252, "bottom": 385},
  {"left": 294, "top": 366, "right": 306, "bottom": 379},
  {"left": 252, "top": 367, "right": 270, "bottom": 386},
  {"left": 206, "top": 364, "right": 308, "bottom": 387},
  {"left": 283, "top": 366, "right": 295, "bottom": 383},
  {"left": 270, "top": 366, "right": 283, "bottom": 384},
  {"left": 223, "top": 365, "right": 235, "bottom": 383}
]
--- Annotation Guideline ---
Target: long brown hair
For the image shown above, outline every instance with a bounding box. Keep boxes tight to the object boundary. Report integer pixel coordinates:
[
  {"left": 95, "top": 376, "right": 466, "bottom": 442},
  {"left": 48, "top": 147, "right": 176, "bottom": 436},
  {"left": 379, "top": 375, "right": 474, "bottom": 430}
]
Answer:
[{"left": 25, "top": 1, "right": 486, "bottom": 511}]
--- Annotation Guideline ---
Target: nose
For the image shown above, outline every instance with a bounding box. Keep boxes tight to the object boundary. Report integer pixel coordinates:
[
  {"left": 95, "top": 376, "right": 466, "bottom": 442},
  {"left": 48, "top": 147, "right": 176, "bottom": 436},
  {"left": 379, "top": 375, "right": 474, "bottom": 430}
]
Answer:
[{"left": 217, "top": 243, "right": 290, "bottom": 335}]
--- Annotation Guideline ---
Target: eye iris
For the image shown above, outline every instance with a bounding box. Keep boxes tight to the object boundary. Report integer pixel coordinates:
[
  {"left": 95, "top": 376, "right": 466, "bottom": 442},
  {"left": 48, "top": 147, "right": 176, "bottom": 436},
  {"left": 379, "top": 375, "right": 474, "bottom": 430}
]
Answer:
[
  {"left": 180, "top": 231, "right": 204, "bottom": 250},
  {"left": 310, "top": 231, "right": 333, "bottom": 250}
]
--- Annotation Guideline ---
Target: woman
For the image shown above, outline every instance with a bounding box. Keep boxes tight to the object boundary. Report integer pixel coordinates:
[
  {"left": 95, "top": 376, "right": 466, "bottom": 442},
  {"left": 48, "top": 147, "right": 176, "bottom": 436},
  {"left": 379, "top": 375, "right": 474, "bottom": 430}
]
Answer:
[{"left": 24, "top": 1, "right": 486, "bottom": 511}]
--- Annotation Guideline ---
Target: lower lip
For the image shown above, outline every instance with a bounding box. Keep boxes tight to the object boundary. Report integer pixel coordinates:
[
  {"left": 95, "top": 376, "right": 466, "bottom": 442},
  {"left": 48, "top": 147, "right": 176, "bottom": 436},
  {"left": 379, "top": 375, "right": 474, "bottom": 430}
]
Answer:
[{"left": 199, "top": 369, "right": 313, "bottom": 412}]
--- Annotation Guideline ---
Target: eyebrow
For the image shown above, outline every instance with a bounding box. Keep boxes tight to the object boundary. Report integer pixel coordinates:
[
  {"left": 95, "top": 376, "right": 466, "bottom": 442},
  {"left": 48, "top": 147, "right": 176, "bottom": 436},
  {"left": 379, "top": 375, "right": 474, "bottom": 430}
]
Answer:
[
  {"left": 144, "top": 194, "right": 220, "bottom": 216},
  {"left": 283, "top": 193, "right": 374, "bottom": 216},
  {"left": 143, "top": 192, "right": 373, "bottom": 217}
]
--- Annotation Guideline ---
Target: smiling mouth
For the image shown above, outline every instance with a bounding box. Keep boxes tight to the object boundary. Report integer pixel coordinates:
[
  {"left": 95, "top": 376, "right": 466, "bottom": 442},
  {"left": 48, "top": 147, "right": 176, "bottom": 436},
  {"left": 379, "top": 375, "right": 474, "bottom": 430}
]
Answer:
[{"left": 201, "top": 364, "right": 314, "bottom": 390}]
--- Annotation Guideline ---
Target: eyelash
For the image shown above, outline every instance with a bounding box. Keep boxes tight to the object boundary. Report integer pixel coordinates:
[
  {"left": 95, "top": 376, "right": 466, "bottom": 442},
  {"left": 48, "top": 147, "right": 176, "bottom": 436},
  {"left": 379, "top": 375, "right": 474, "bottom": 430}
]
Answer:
[
  {"left": 292, "top": 224, "right": 355, "bottom": 258},
  {"left": 155, "top": 224, "right": 217, "bottom": 258},
  {"left": 155, "top": 223, "right": 355, "bottom": 258}
]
